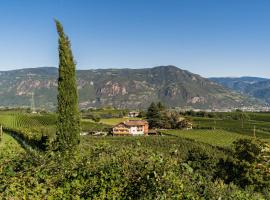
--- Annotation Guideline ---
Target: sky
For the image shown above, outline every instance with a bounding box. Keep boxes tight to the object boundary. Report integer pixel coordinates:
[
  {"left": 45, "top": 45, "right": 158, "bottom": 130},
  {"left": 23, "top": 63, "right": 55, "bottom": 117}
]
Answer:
[{"left": 1, "top": 0, "right": 270, "bottom": 78}]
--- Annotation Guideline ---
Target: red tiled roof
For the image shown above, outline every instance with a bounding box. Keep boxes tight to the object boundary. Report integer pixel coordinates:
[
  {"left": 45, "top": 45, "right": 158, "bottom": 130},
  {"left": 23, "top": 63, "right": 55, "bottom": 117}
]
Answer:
[{"left": 115, "top": 120, "right": 148, "bottom": 127}]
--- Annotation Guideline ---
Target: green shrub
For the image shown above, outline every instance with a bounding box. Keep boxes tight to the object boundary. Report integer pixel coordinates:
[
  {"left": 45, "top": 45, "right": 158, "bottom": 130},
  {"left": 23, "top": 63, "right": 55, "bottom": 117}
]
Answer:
[{"left": 216, "top": 139, "right": 270, "bottom": 192}]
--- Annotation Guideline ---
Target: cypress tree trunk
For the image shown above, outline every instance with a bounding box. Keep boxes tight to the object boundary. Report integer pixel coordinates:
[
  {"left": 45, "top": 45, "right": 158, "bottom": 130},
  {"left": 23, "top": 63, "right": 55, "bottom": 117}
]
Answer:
[{"left": 55, "top": 20, "right": 81, "bottom": 150}]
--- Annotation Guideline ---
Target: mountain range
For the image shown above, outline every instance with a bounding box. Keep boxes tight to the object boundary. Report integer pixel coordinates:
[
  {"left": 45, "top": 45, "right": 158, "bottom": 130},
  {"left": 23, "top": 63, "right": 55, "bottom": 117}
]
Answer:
[
  {"left": 0, "top": 66, "right": 263, "bottom": 110},
  {"left": 210, "top": 77, "right": 270, "bottom": 104}
]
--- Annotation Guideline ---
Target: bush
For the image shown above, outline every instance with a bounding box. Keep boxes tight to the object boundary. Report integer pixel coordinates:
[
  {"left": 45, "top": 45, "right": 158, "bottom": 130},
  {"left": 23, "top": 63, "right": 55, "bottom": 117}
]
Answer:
[{"left": 216, "top": 139, "right": 270, "bottom": 192}]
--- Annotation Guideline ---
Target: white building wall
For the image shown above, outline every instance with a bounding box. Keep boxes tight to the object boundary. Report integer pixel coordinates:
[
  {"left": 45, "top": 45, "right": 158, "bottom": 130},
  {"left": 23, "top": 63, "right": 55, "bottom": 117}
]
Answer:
[{"left": 129, "top": 126, "right": 144, "bottom": 135}]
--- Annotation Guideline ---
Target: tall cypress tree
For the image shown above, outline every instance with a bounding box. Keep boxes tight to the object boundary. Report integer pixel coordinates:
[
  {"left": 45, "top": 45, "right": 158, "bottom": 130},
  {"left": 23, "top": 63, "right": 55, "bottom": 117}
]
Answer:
[{"left": 55, "top": 20, "right": 81, "bottom": 150}]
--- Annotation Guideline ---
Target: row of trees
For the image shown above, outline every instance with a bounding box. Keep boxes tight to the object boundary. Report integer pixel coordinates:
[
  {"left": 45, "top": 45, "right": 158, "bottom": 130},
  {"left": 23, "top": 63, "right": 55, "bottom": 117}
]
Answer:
[{"left": 182, "top": 109, "right": 250, "bottom": 121}]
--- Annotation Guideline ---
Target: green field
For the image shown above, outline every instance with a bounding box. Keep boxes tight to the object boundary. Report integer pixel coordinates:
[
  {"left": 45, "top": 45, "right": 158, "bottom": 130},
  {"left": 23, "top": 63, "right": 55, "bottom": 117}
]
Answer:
[
  {"left": 82, "top": 108, "right": 129, "bottom": 119},
  {"left": 81, "top": 120, "right": 111, "bottom": 132}
]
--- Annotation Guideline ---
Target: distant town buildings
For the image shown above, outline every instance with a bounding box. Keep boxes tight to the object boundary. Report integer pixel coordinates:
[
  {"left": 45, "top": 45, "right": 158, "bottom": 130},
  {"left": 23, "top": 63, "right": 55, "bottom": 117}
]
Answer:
[{"left": 173, "top": 106, "right": 270, "bottom": 113}]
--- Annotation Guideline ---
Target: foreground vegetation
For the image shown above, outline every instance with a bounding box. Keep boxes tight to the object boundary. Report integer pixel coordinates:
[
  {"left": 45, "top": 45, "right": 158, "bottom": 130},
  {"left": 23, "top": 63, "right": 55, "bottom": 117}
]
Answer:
[
  {"left": 1, "top": 109, "right": 270, "bottom": 198},
  {"left": 1, "top": 133, "right": 269, "bottom": 199}
]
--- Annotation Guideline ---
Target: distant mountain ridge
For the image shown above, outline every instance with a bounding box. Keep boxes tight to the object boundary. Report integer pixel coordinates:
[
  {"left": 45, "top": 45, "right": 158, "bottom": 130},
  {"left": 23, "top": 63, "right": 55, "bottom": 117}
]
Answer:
[
  {"left": 0, "top": 66, "right": 260, "bottom": 110},
  {"left": 210, "top": 77, "right": 270, "bottom": 104}
]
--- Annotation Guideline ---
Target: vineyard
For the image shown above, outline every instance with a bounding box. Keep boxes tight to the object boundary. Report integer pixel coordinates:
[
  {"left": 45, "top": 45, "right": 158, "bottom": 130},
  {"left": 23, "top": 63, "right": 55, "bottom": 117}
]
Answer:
[
  {"left": 162, "top": 129, "right": 251, "bottom": 147},
  {"left": 248, "top": 112, "right": 270, "bottom": 122},
  {"left": 0, "top": 111, "right": 112, "bottom": 150},
  {"left": 0, "top": 113, "right": 55, "bottom": 128},
  {"left": 0, "top": 112, "right": 55, "bottom": 149},
  {"left": 191, "top": 117, "right": 270, "bottom": 139}
]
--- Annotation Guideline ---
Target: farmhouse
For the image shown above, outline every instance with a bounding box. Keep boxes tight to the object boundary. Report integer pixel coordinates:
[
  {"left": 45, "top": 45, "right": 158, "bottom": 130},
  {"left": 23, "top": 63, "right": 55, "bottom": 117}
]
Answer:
[
  {"left": 186, "top": 121, "right": 193, "bottom": 130},
  {"left": 128, "top": 111, "right": 140, "bottom": 117},
  {"left": 113, "top": 120, "right": 149, "bottom": 135}
]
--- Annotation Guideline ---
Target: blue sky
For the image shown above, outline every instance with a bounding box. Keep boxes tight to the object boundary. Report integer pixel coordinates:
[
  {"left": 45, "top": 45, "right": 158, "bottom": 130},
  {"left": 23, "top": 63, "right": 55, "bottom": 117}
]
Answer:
[{"left": 1, "top": 0, "right": 270, "bottom": 77}]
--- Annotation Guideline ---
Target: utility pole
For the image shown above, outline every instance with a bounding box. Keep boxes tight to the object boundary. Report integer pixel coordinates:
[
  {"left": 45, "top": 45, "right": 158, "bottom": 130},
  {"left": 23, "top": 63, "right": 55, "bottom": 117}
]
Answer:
[
  {"left": 253, "top": 125, "right": 256, "bottom": 138},
  {"left": 31, "top": 92, "right": 36, "bottom": 113},
  {"left": 0, "top": 125, "right": 2, "bottom": 141},
  {"left": 240, "top": 112, "right": 245, "bottom": 129}
]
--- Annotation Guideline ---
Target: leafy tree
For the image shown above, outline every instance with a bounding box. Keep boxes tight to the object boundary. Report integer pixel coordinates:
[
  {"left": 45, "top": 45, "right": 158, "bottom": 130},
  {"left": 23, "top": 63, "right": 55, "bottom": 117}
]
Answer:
[
  {"left": 167, "top": 112, "right": 181, "bottom": 129},
  {"left": 156, "top": 101, "right": 165, "bottom": 111},
  {"left": 138, "top": 110, "right": 146, "bottom": 118},
  {"left": 55, "top": 20, "right": 81, "bottom": 150},
  {"left": 147, "top": 103, "right": 192, "bottom": 129},
  {"left": 146, "top": 102, "right": 163, "bottom": 128},
  {"left": 178, "top": 119, "right": 191, "bottom": 129},
  {"left": 165, "top": 111, "right": 191, "bottom": 129},
  {"left": 90, "top": 114, "right": 101, "bottom": 122}
]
